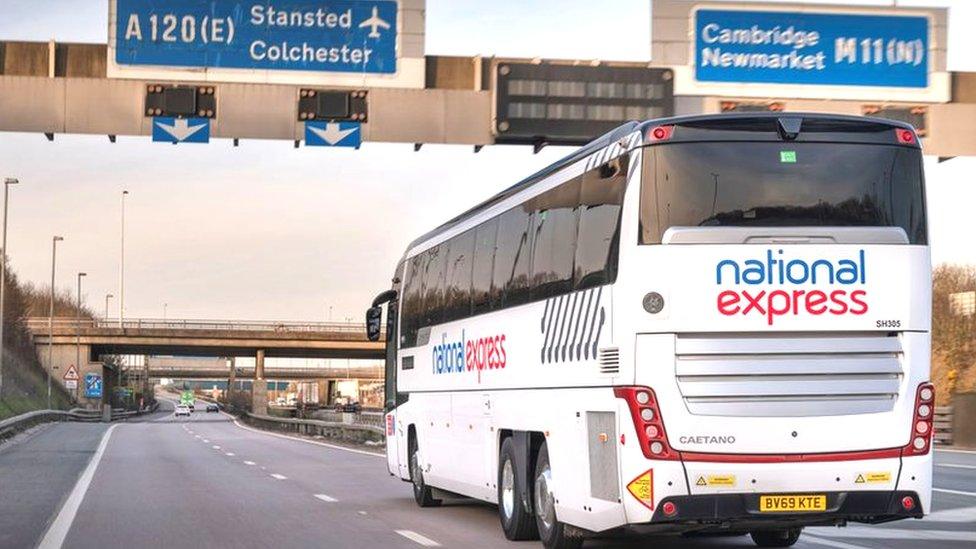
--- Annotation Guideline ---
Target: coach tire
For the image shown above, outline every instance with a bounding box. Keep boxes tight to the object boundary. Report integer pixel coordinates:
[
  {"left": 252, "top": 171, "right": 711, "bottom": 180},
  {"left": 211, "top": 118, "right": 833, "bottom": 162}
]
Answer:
[
  {"left": 534, "top": 441, "right": 583, "bottom": 549},
  {"left": 750, "top": 528, "right": 802, "bottom": 547},
  {"left": 409, "top": 436, "right": 440, "bottom": 508},
  {"left": 498, "top": 437, "right": 539, "bottom": 540}
]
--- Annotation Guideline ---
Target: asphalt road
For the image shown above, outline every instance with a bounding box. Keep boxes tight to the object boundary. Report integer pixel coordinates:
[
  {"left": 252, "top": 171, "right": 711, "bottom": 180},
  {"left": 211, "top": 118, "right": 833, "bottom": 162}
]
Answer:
[{"left": 1, "top": 400, "right": 973, "bottom": 549}]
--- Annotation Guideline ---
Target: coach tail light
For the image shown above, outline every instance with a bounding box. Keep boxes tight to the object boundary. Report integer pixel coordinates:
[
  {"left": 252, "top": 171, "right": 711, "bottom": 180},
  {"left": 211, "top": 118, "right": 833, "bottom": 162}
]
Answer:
[
  {"left": 904, "top": 382, "right": 935, "bottom": 456},
  {"left": 645, "top": 125, "right": 674, "bottom": 143},
  {"left": 615, "top": 387, "right": 678, "bottom": 460}
]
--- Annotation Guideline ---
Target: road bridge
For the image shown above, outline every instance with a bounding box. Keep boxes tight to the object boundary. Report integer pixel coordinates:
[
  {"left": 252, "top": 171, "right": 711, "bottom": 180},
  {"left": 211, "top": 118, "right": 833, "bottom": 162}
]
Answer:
[{"left": 26, "top": 318, "right": 385, "bottom": 413}]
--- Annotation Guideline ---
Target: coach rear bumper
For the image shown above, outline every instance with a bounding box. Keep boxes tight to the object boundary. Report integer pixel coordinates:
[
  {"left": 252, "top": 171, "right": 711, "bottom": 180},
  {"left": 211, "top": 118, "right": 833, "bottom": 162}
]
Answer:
[{"left": 648, "top": 491, "right": 923, "bottom": 526}]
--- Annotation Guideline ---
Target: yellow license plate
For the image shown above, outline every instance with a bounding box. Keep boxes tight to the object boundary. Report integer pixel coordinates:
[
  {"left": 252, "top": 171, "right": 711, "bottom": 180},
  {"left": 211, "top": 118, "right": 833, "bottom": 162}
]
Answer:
[{"left": 759, "top": 494, "right": 827, "bottom": 513}]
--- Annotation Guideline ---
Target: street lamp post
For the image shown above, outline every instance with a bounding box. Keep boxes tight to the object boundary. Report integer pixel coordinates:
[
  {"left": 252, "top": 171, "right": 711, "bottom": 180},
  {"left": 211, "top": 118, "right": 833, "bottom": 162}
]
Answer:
[
  {"left": 163, "top": 302, "right": 168, "bottom": 321},
  {"left": 0, "top": 177, "right": 18, "bottom": 398},
  {"left": 75, "top": 272, "right": 87, "bottom": 401},
  {"left": 119, "top": 190, "right": 128, "bottom": 328},
  {"left": 47, "top": 236, "right": 64, "bottom": 409},
  {"left": 105, "top": 293, "right": 113, "bottom": 320}
]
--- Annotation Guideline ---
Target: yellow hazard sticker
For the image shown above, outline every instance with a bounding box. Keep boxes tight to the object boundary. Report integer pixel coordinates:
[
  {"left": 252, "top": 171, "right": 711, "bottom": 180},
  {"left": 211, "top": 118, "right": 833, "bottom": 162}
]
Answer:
[
  {"left": 855, "top": 472, "right": 891, "bottom": 484},
  {"left": 627, "top": 470, "right": 654, "bottom": 510},
  {"left": 696, "top": 474, "right": 736, "bottom": 487}
]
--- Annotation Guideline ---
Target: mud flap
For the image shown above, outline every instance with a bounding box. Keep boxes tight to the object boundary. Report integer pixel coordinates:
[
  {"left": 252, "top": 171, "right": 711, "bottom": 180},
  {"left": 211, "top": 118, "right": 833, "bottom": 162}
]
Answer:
[{"left": 512, "top": 431, "right": 534, "bottom": 514}]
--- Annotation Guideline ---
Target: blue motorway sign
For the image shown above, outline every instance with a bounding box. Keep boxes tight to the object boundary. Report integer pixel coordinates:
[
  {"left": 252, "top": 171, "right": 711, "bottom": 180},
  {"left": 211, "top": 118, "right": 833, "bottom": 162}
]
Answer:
[
  {"left": 695, "top": 9, "right": 928, "bottom": 88},
  {"left": 85, "top": 373, "right": 103, "bottom": 399},
  {"left": 152, "top": 116, "right": 210, "bottom": 143},
  {"left": 115, "top": 0, "right": 397, "bottom": 74},
  {"left": 305, "top": 121, "right": 361, "bottom": 148}
]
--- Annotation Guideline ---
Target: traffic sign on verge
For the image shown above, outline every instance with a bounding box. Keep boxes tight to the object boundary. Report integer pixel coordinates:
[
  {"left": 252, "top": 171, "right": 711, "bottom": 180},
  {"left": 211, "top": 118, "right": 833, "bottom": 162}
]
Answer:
[
  {"left": 305, "top": 121, "right": 362, "bottom": 148},
  {"left": 84, "top": 373, "right": 103, "bottom": 399},
  {"left": 152, "top": 117, "right": 210, "bottom": 144},
  {"left": 65, "top": 380, "right": 78, "bottom": 390},
  {"left": 63, "top": 364, "right": 79, "bottom": 381}
]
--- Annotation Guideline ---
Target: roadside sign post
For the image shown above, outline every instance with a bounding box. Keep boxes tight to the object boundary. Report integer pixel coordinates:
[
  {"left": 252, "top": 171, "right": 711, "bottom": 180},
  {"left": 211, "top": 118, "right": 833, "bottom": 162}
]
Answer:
[{"left": 63, "top": 364, "right": 80, "bottom": 400}]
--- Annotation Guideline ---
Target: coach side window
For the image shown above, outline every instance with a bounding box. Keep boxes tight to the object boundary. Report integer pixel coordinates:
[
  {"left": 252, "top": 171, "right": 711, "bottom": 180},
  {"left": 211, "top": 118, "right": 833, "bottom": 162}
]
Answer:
[
  {"left": 528, "top": 177, "right": 581, "bottom": 299},
  {"left": 420, "top": 243, "right": 448, "bottom": 328},
  {"left": 400, "top": 254, "right": 424, "bottom": 347},
  {"left": 576, "top": 155, "right": 627, "bottom": 289},
  {"left": 491, "top": 205, "right": 534, "bottom": 309},
  {"left": 443, "top": 228, "right": 475, "bottom": 322},
  {"left": 471, "top": 218, "right": 498, "bottom": 315}
]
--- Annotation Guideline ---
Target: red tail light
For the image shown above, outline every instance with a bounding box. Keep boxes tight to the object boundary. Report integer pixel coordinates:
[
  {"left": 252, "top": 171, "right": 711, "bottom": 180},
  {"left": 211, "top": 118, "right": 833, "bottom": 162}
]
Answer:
[
  {"left": 646, "top": 125, "right": 674, "bottom": 143},
  {"left": 895, "top": 128, "right": 917, "bottom": 145},
  {"left": 614, "top": 386, "right": 679, "bottom": 460},
  {"left": 904, "top": 382, "right": 934, "bottom": 456}
]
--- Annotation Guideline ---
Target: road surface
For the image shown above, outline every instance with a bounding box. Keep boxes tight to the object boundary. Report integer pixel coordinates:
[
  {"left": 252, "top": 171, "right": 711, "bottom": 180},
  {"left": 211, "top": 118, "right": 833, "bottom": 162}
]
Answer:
[{"left": 0, "top": 400, "right": 972, "bottom": 549}]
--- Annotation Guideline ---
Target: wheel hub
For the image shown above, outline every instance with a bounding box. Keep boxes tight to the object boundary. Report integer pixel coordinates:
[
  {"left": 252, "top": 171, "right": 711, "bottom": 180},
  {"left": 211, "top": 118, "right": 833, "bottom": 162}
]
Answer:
[
  {"left": 501, "top": 459, "right": 515, "bottom": 520},
  {"left": 534, "top": 465, "right": 555, "bottom": 531}
]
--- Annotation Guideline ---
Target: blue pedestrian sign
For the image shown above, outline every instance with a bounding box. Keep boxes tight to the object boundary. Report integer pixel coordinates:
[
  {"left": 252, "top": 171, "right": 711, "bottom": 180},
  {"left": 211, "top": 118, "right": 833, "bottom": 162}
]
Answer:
[
  {"left": 152, "top": 117, "right": 210, "bottom": 144},
  {"left": 84, "top": 373, "right": 103, "bottom": 399},
  {"left": 305, "top": 121, "right": 362, "bottom": 148},
  {"left": 115, "top": 0, "right": 398, "bottom": 74},
  {"left": 695, "top": 9, "right": 928, "bottom": 88}
]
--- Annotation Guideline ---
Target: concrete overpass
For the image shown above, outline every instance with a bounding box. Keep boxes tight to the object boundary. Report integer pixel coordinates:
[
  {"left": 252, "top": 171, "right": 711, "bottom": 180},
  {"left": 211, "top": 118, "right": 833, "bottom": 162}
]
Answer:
[{"left": 27, "top": 318, "right": 385, "bottom": 413}]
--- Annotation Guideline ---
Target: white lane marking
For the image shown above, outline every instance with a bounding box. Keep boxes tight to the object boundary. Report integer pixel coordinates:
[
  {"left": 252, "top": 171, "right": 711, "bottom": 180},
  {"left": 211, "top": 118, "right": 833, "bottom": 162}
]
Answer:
[
  {"left": 270, "top": 473, "right": 287, "bottom": 480},
  {"left": 194, "top": 435, "right": 201, "bottom": 439},
  {"left": 395, "top": 530, "right": 441, "bottom": 547},
  {"left": 244, "top": 461, "right": 256, "bottom": 466},
  {"left": 203, "top": 439, "right": 210, "bottom": 443},
  {"left": 314, "top": 494, "right": 338, "bottom": 503},
  {"left": 813, "top": 525, "right": 976, "bottom": 543},
  {"left": 938, "top": 463, "right": 976, "bottom": 470},
  {"left": 802, "top": 534, "right": 872, "bottom": 549},
  {"left": 212, "top": 445, "right": 221, "bottom": 450},
  {"left": 934, "top": 487, "right": 976, "bottom": 498},
  {"left": 230, "top": 417, "right": 384, "bottom": 458},
  {"left": 937, "top": 448, "right": 976, "bottom": 455},
  {"left": 37, "top": 425, "right": 119, "bottom": 549},
  {"left": 926, "top": 505, "right": 976, "bottom": 522},
  {"left": 225, "top": 452, "right": 235, "bottom": 457}
]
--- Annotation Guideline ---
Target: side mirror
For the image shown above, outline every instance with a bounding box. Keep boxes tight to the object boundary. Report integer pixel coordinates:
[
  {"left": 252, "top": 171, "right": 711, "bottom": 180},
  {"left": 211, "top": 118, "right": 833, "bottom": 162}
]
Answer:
[{"left": 366, "top": 306, "right": 383, "bottom": 341}]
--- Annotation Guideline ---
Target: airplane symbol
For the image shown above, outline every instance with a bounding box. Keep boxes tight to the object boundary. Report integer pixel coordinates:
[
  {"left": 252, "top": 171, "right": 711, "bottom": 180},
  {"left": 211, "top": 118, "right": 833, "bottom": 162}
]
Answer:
[{"left": 358, "top": 6, "right": 390, "bottom": 39}]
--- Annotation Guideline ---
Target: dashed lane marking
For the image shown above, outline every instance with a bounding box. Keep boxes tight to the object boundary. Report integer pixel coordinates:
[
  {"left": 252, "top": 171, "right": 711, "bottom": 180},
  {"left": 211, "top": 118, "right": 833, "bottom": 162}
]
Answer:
[
  {"left": 802, "top": 534, "right": 872, "bottom": 549},
  {"left": 212, "top": 445, "right": 221, "bottom": 450},
  {"left": 37, "top": 425, "right": 119, "bottom": 549},
  {"left": 202, "top": 439, "right": 210, "bottom": 443},
  {"left": 228, "top": 416, "right": 384, "bottom": 458},
  {"left": 314, "top": 494, "right": 338, "bottom": 503},
  {"left": 270, "top": 473, "right": 287, "bottom": 480},
  {"left": 244, "top": 461, "right": 256, "bottom": 466},
  {"left": 934, "top": 487, "right": 976, "bottom": 498},
  {"left": 937, "top": 448, "right": 976, "bottom": 455},
  {"left": 225, "top": 452, "right": 235, "bottom": 456},
  {"left": 938, "top": 463, "right": 976, "bottom": 470},
  {"left": 395, "top": 530, "right": 441, "bottom": 547}
]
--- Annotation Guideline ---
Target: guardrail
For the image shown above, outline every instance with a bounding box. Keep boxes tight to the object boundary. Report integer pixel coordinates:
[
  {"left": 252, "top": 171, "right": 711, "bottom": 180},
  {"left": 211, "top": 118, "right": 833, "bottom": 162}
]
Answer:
[
  {"left": 935, "top": 405, "right": 953, "bottom": 446},
  {"left": 25, "top": 317, "right": 367, "bottom": 334},
  {"left": 243, "top": 412, "right": 384, "bottom": 445}
]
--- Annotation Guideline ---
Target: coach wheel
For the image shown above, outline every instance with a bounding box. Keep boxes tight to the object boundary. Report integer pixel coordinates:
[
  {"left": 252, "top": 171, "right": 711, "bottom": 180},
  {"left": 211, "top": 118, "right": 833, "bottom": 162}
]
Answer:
[
  {"left": 750, "top": 528, "right": 802, "bottom": 547},
  {"left": 534, "top": 441, "right": 583, "bottom": 549},
  {"left": 409, "top": 438, "right": 440, "bottom": 508},
  {"left": 497, "top": 437, "right": 538, "bottom": 540}
]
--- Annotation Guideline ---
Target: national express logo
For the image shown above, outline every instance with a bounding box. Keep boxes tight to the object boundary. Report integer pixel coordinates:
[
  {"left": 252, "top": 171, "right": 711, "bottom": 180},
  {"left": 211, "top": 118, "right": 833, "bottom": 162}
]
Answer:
[
  {"left": 716, "top": 249, "right": 868, "bottom": 325},
  {"left": 432, "top": 330, "right": 507, "bottom": 383}
]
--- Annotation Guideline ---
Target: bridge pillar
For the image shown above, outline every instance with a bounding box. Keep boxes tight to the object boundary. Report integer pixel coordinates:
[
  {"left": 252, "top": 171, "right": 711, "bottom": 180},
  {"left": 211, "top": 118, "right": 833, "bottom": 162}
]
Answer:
[
  {"left": 227, "top": 357, "right": 236, "bottom": 406},
  {"left": 251, "top": 350, "right": 267, "bottom": 415}
]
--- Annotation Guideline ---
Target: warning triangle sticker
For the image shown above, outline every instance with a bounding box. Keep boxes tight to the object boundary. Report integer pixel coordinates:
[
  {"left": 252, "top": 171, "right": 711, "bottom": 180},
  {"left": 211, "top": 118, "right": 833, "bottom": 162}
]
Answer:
[
  {"left": 696, "top": 476, "right": 707, "bottom": 486},
  {"left": 63, "top": 365, "right": 79, "bottom": 381},
  {"left": 855, "top": 474, "right": 865, "bottom": 484}
]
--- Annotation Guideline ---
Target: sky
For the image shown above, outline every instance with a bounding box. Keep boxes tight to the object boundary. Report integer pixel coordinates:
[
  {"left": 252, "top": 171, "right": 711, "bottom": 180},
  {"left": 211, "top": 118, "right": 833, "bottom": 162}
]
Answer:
[{"left": 0, "top": 0, "right": 975, "bottom": 325}]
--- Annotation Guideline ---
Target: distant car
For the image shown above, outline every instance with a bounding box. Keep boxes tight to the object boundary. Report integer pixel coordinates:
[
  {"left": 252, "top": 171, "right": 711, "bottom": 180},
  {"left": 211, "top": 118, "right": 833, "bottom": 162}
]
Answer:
[
  {"left": 206, "top": 403, "right": 219, "bottom": 413},
  {"left": 187, "top": 403, "right": 195, "bottom": 412},
  {"left": 174, "top": 405, "right": 191, "bottom": 417},
  {"left": 339, "top": 402, "right": 362, "bottom": 413}
]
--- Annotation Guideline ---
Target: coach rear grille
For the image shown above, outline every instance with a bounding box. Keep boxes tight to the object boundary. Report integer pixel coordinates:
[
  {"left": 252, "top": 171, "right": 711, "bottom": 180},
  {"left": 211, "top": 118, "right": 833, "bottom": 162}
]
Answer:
[{"left": 674, "top": 333, "right": 903, "bottom": 417}]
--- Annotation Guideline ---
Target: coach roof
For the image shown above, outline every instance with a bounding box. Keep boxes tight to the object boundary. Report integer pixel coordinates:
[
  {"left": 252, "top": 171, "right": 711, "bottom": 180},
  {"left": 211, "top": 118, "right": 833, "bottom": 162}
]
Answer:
[{"left": 406, "top": 112, "right": 918, "bottom": 252}]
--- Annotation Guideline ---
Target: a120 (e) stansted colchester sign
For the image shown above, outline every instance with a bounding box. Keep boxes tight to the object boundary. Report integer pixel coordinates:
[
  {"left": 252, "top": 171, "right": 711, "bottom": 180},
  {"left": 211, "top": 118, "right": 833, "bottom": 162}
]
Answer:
[
  {"left": 694, "top": 9, "right": 928, "bottom": 88},
  {"left": 114, "top": 0, "right": 398, "bottom": 74}
]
